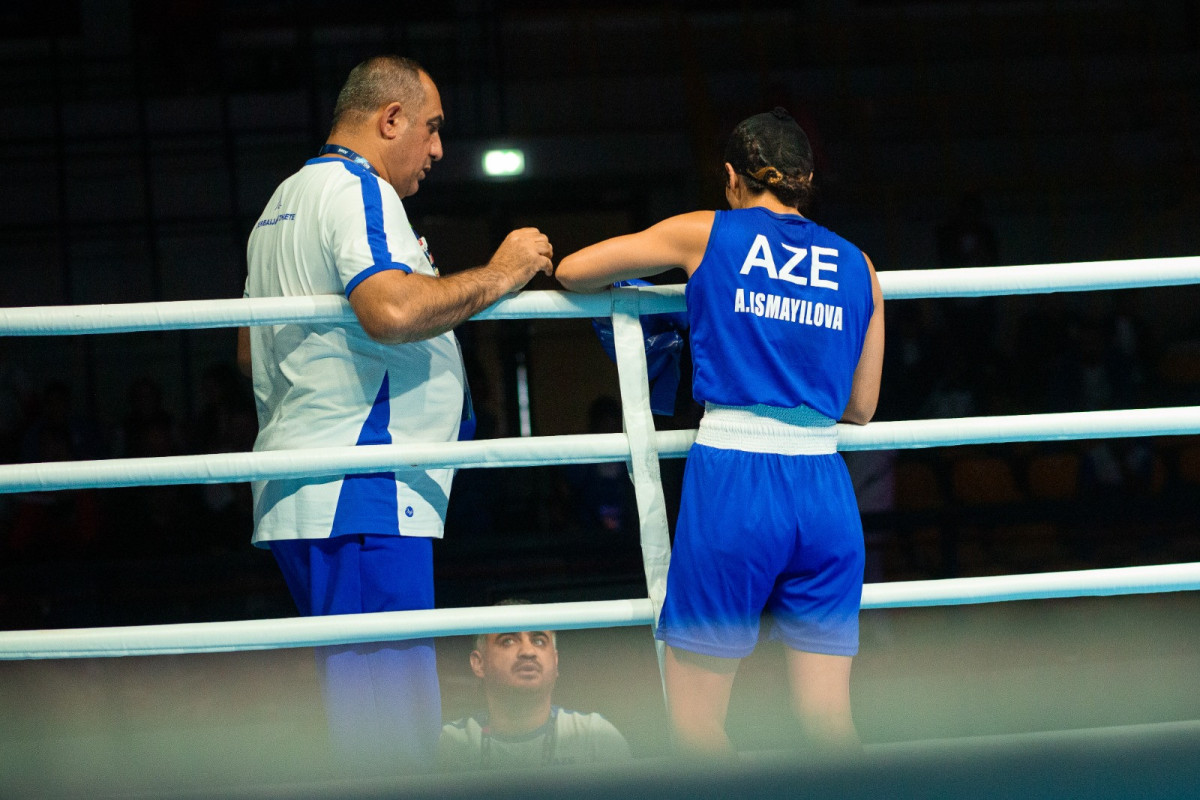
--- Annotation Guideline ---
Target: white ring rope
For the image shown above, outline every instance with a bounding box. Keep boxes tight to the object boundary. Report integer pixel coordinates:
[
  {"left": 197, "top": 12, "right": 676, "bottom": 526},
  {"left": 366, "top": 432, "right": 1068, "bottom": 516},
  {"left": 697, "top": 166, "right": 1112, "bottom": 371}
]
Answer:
[
  {"left": 2, "top": 255, "right": 1199, "bottom": 662},
  {"left": 878, "top": 255, "right": 1200, "bottom": 299},
  {"left": 833, "top": 406, "right": 1200, "bottom": 450},
  {"left": 0, "top": 287, "right": 645, "bottom": 336},
  {"left": 0, "top": 406, "right": 1198, "bottom": 493},
  {"left": 4, "top": 562, "right": 1200, "bottom": 660},
  {"left": 1, "top": 256, "right": 1198, "bottom": 335},
  {"left": 0, "top": 599, "right": 656, "bottom": 661}
]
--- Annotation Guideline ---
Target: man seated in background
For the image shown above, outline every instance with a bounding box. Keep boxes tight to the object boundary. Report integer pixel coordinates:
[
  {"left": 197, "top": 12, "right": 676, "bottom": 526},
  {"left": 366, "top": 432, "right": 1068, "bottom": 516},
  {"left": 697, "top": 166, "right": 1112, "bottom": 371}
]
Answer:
[{"left": 439, "top": 603, "right": 632, "bottom": 770}]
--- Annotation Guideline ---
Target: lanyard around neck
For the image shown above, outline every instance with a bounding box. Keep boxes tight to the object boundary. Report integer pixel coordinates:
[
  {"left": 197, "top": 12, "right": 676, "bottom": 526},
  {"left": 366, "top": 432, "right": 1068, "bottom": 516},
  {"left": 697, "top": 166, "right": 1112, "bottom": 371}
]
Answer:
[{"left": 318, "top": 144, "right": 378, "bottom": 176}]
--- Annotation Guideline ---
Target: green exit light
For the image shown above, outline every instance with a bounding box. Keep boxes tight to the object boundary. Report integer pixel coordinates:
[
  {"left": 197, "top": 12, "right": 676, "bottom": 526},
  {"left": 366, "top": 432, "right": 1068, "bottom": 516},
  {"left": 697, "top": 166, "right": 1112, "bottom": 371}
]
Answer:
[{"left": 482, "top": 149, "right": 525, "bottom": 177}]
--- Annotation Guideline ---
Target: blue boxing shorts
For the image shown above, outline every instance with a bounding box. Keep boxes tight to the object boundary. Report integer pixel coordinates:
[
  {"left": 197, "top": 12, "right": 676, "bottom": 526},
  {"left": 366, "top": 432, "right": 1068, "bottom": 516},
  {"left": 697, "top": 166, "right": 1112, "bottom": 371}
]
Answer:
[{"left": 656, "top": 414, "right": 865, "bottom": 659}]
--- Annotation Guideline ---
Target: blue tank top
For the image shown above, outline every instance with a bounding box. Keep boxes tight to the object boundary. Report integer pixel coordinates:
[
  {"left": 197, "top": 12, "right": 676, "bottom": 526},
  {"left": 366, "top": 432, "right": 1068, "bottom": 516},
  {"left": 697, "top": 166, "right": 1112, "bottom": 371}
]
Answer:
[{"left": 686, "top": 207, "right": 874, "bottom": 420}]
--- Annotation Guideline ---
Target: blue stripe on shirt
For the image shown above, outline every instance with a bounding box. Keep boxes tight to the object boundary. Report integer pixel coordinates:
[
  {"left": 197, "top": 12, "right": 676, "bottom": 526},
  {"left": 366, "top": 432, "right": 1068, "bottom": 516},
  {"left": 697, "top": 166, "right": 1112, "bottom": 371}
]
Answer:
[
  {"left": 331, "top": 372, "right": 400, "bottom": 536},
  {"left": 328, "top": 159, "right": 414, "bottom": 297}
]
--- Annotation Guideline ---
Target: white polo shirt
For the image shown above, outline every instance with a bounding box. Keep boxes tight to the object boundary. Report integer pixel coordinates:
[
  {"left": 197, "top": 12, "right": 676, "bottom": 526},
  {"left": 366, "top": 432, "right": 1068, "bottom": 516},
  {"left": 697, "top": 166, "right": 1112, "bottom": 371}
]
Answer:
[
  {"left": 244, "top": 156, "right": 464, "bottom": 545},
  {"left": 438, "top": 708, "right": 633, "bottom": 770}
]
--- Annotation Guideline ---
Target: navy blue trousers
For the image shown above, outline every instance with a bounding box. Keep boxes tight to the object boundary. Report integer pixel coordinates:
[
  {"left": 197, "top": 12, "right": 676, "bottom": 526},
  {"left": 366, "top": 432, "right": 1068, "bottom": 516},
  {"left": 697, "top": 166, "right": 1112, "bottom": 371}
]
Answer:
[{"left": 271, "top": 534, "right": 440, "bottom": 774}]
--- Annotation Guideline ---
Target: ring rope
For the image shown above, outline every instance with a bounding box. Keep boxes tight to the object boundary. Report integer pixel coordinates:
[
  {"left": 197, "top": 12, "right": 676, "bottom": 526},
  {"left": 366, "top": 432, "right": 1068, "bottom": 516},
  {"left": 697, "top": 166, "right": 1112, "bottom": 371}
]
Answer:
[
  {"left": 0, "top": 406, "right": 1196, "bottom": 494},
  {"left": 3, "top": 562, "right": 1199, "bottom": 660},
  {"left": 877, "top": 255, "right": 1200, "bottom": 299},
  {"left": 2, "top": 257, "right": 1198, "bottom": 335},
  {"left": 0, "top": 288, "right": 632, "bottom": 336},
  {"left": 2, "top": 255, "right": 1198, "bottom": 663}
]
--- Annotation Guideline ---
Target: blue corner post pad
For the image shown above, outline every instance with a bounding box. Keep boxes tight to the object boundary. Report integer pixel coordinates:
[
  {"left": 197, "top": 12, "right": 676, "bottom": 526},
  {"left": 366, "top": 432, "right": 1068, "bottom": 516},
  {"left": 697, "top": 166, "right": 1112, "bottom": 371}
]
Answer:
[{"left": 591, "top": 279, "right": 689, "bottom": 416}]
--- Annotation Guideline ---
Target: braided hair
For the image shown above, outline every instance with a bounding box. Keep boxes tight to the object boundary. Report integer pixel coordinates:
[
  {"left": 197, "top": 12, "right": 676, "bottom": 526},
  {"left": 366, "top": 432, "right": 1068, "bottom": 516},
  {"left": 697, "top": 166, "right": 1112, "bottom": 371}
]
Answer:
[{"left": 724, "top": 107, "right": 816, "bottom": 213}]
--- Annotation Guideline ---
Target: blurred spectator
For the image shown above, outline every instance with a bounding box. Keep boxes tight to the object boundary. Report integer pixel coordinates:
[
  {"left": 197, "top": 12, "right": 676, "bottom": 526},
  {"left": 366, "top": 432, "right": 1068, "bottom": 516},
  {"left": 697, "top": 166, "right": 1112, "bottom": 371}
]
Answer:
[
  {"left": 187, "top": 362, "right": 257, "bottom": 551},
  {"left": 439, "top": 601, "right": 632, "bottom": 771},
  {"left": 107, "top": 376, "right": 189, "bottom": 553},
  {"left": 1055, "top": 300, "right": 1150, "bottom": 415},
  {"left": 189, "top": 362, "right": 258, "bottom": 456},
  {"left": 0, "top": 339, "right": 34, "bottom": 538},
  {"left": 843, "top": 448, "right": 896, "bottom": 584},
  {"left": 116, "top": 375, "right": 180, "bottom": 458},
  {"left": 932, "top": 192, "right": 1005, "bottom": 414},
  {"left": 560, "top": 396, "right": 637, "bottom": 541},
  {"left": 0, "top": 339, "right": 33, "bottom": 464},
  {"left": 8, "top": 380, "right": 106, "bottom": 560},
  {"left": 918, "top": 332, "right": 981, "bottom": 419},
  {"left": 443, "top": 338, "right": 503, "bottom": 540},
  {"left": 937, "top": 193, "right": 999, "bottom": 270},
  {"left": 1102, "top": 292, "right": 1153, "bottom": 409},
  {"left": 878, "top": 303, "right": 938, "bottom": 421},
  {"left": 1059, "top": 302, "right": 1157, "bottom": 502}
]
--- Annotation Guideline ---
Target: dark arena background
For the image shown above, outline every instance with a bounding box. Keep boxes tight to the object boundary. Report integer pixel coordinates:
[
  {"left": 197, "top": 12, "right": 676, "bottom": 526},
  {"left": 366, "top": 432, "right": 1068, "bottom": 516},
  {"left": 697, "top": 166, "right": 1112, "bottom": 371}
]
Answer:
[{"left": 1, "top": 2, "right": 1199, "bottom": 797}]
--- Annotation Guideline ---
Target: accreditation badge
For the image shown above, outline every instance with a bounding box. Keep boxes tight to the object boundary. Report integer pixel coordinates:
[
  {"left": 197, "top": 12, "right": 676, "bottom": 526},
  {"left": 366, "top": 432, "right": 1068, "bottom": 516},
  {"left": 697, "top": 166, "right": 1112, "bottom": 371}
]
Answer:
[{"left": 413, "top": 228, "right": 437, "bottom": 276}]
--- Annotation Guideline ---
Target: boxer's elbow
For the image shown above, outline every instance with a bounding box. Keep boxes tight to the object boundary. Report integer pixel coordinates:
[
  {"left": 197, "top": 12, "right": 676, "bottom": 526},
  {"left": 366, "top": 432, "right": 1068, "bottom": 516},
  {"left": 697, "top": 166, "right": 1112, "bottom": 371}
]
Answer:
[
  {"left": 841, "top": 394, "right": 878, "bottom": 425},
  {"left": 556, "top": 255, "right": 608, "bottom": 293}
]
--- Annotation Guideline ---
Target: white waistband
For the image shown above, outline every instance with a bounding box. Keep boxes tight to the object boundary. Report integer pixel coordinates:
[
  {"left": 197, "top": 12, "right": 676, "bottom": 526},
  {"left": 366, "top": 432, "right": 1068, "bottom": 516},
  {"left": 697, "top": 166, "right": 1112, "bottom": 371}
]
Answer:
[{"left": 694, "top": 403, "right": 838, "bottom": 455}]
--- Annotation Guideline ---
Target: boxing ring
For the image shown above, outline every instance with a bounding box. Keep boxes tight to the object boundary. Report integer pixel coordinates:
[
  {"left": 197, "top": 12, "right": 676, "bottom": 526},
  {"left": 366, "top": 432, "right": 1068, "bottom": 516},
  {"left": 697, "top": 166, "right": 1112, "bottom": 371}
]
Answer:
[
  {"left": 2, "top": 257, "right": 1200, "bottom": 797},
  {"left": 0, "top": 256, "right": 1199, "bottom": 661}
]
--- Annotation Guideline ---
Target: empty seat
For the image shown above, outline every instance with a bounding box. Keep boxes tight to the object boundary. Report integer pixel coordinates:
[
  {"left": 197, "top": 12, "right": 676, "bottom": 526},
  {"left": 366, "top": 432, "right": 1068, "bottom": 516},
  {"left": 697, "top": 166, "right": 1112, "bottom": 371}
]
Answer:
[{"left": 1027, "top": 451, "right": 1080, "bottom": 501}]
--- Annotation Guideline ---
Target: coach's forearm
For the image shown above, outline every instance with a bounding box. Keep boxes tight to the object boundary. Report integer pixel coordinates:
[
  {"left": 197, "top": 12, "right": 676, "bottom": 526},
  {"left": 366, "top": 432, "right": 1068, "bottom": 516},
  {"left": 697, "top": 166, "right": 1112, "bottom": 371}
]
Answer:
[
  {"left": 350, "top": 227, "right": 553, "bottom": 343},
  {"left": 351, "top": 267, "right": 522, "bottom": 344}
]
